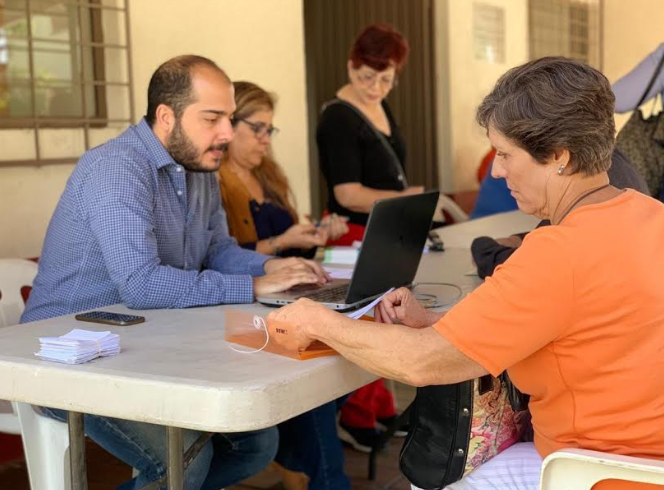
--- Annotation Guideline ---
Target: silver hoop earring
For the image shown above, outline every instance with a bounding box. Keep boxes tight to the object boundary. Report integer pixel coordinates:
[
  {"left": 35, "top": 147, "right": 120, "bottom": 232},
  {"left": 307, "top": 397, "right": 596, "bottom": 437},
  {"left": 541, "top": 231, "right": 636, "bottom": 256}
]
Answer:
[{"left": 557, "top": 164, "right": 565, "bottom": 176}]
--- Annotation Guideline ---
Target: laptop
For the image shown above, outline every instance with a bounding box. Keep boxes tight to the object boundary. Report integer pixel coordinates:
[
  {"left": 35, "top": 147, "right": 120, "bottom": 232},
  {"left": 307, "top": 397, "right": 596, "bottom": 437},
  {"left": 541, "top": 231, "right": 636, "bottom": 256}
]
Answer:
[{"left": 257, "top": 190, "right": 440, "bottom": 311}]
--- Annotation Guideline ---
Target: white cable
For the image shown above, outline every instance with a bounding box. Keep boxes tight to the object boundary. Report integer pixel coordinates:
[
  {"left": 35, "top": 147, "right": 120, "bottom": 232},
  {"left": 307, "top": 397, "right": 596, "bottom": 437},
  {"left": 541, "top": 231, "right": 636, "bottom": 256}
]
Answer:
[{"left": 228, "top": 315, "right": 270, "bottom": 354}]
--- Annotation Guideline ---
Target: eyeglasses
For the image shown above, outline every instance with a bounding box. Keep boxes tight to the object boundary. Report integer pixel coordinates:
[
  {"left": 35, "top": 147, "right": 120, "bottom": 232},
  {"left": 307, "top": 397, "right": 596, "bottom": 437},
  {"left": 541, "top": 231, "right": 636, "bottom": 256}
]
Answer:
[
  {"left": 233, "top": 117, "right": 280, "bottom": 139},
  {"left": 355, "top": 71, "right": 397, "bottom": 88}
]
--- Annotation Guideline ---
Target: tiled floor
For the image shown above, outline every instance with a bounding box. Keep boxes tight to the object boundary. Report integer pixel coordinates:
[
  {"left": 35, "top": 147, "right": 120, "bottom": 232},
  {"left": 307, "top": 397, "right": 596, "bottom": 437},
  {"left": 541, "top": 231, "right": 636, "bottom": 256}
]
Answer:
[
  {"left": 0, "top": 383, "right": 416, "bottom": 490},
  {"left": 231, "top": 436, "right": 412, "bottom": 490},
  {"left": 0, "top": 433, "right": 411, "bottom": 490}
]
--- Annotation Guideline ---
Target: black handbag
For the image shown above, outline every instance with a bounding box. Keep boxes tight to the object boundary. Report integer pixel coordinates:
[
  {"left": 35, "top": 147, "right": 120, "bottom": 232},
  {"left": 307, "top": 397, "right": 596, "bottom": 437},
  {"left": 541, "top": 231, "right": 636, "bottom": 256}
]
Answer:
[
  {"left": 615, "top": 51, "right": 664, "bottom": 197},
  {"left": 399, "top": 382, "right": 473, "bottom": 489},
  {"left": 399, "top": 376, "right": 522, "bottom": 489}
]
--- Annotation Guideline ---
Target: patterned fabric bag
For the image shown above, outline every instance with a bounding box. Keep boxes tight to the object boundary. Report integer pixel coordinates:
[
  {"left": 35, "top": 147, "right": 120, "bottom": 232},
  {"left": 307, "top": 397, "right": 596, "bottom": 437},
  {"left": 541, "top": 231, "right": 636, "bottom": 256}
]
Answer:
[
  {"left": 615, "top": 51, "right": 664, "bottom": 197},
  {"left": 399, "top": 375, "right": 524, "bottom": 490}
]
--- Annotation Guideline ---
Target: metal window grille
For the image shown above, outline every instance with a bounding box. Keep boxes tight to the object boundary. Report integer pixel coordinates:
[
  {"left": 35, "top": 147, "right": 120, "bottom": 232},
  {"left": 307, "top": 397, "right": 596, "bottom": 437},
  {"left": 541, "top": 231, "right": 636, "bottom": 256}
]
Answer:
[
  {"left": 0, "top": 0, "right": 134, "bottom": 165},
  {"left": 529, "top": 0, "right": 602, "bottom": 69}
]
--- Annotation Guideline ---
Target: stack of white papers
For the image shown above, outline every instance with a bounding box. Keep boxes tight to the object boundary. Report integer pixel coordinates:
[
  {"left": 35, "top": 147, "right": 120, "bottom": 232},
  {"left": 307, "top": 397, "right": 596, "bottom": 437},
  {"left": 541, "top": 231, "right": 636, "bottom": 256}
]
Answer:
[{"left": 36, "top": 329, "right": 121, "bottom": 365}]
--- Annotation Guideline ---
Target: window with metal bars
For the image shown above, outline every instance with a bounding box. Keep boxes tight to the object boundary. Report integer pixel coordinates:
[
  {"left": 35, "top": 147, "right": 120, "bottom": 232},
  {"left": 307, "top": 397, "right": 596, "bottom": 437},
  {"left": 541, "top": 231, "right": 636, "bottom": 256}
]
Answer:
[
  {"left": 0, "top": 0, "right": 133, "bottom": 164},
  {"left": 529, "top": 0, "right": 602, "bottom": 70}
]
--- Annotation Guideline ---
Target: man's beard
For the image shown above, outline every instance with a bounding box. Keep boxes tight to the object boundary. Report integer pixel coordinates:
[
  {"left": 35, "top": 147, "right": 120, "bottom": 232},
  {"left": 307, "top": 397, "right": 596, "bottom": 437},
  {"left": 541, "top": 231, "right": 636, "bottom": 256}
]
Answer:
[{"left": 166, "top": 119, "right": 228, "bottom": 173}]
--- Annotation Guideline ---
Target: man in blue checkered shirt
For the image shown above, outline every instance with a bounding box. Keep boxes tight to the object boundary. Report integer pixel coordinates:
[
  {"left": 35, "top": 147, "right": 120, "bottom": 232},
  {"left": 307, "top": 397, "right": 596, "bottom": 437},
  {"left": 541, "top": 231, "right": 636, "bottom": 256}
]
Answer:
[{"left": 21, "top": 55, "right": 329, "bottom": 490}]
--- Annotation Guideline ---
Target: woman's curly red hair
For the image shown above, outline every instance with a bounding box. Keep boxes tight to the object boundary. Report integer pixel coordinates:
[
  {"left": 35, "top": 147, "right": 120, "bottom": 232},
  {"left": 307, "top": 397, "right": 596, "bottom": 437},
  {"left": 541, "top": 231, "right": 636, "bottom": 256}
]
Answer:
[{"left": 349, "top": 24, "right": 409, "bottom": 72}]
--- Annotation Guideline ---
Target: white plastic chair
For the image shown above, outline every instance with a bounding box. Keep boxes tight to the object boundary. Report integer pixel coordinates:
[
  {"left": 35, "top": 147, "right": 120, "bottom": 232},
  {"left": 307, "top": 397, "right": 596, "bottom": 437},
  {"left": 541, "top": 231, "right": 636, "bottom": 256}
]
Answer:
[
  {"left": 433, "top": 194, "right": 469, "bottom": 224},
  {"left": 0, "top": 259, "right": 39, "bottom": 436},
  {"left": 0, "top": 259, "right": 72, "bottom": 490},
  {"left": 540, "top": 448, "right": 664, "bottom": 489}
]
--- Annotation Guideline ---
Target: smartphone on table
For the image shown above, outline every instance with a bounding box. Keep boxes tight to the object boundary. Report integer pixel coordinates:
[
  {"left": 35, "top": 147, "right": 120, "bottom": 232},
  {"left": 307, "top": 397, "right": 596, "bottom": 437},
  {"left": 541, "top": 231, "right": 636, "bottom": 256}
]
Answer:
[{"left": 74, "top": 311, "right": 145, "bottom": 326}]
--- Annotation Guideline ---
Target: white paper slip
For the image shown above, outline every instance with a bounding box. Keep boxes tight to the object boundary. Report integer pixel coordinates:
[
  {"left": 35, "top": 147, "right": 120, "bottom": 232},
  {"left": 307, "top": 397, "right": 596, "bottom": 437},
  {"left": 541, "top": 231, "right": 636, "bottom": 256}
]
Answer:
[
  {"left": 36, "top": 328, "right": 121, "bottom": 365},
  {"left": 346, "top": 287, "right": 395, "bottom": 319},
  {"left": 323, "top": 247, "right": 359, "bottom": 265},
  {"left": 323, "top": 267, "right": 354, "bottom": 280}
]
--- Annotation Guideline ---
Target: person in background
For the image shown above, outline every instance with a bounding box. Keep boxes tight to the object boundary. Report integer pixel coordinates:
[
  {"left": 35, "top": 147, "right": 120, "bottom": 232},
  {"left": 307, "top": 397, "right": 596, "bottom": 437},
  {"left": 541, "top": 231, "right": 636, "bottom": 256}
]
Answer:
[
  {"left": 316, "top": 23, "right": 420, "bottom": 451},
  {"left": 219, "top": 81, "right": 348, "bottom": 258},
  {"left": 316, "top": 23, "right": 423, "bottom": 245},
  {"left": 470, "top": 156, "right": 520, "bottom": 219},
  {"left": 219, "top": 80, "right": 351, "bottom": 490},
  {"left": 21, "top": 55, "right": 329, "bottom": 490},
  {"left": 612, "top": 42, "right": 664, "bottom": 201},
  {"left": 612, "top": 41, "right": 664, "bottom": 113},
  {"left": 268, "top": 57, "right": 664, "bottom": 490}
]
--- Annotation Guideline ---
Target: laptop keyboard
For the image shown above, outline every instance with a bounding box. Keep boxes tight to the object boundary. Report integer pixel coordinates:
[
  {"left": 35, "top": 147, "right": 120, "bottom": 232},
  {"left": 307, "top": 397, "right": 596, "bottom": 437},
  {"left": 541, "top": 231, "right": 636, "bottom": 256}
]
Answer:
[{"left": 298, "top": 284, "right": 350, "bottom": 303}]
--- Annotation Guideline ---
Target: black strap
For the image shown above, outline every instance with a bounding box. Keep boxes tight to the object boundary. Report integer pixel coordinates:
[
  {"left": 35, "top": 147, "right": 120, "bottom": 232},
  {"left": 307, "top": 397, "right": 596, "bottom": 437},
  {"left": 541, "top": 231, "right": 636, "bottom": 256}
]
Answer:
[
  {"left": 636, "top": 50, "right": 664, "bottom": 108},
  {"left": 558, "top": 184, "right": 611, "bottom": 223},
  {"left": 323, "top": 98, "right": 408, "bottom": 188}
]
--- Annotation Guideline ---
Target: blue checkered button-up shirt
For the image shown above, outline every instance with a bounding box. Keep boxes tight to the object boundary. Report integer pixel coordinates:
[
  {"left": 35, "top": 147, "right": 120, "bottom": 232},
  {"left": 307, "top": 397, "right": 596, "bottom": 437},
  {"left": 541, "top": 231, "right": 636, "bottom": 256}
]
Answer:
[{"left": 22, "top": 118, "right": 269, "bottom": 323}]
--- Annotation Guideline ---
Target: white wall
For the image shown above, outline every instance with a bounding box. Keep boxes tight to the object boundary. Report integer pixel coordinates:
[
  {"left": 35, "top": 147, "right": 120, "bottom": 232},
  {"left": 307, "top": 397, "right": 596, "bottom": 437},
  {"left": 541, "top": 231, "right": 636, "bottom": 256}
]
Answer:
[
  {"left": 130, "top": 0, "right": 311, "bottom": 214},
  {"left": 0, "top": 0, "right": 309, "bottom": 258},
  {"left": 436, "top": 0, "right": 664, "bottom": 193},
  {"left": 436, "top": 0, "right": 529, "bottom": 193},
  {"left": 3, "top": 0, "right": 664, "bottom": 258}
]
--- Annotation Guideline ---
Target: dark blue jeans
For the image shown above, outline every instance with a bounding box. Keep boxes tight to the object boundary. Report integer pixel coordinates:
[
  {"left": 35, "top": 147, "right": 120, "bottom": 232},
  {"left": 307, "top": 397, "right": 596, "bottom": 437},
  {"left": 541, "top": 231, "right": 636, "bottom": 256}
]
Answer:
[
  {"left": 276, "top": 398, "right": 351, "bottom": 490},
  {"left": 42, "top": 407, "right": 278, "bottom": 490}
]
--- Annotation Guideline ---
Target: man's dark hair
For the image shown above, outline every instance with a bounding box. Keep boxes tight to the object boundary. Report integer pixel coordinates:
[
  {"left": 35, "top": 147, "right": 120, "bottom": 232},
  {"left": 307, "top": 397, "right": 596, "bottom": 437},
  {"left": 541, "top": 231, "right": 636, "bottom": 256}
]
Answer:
[
  {"left": 476, "top": 56, "right": 616, "bottom": 175},
  {"left": 145, "top": 55, "right": 230, "bottom": 127}
]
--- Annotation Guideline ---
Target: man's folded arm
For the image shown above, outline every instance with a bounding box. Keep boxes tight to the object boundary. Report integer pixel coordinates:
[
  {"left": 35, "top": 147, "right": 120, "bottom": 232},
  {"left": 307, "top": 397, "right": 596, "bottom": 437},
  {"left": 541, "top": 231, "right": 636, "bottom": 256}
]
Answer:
[
  {"left": 204, "top": 190, "right": 270, "bottom": 276},
  {"left": 83, "top": 159, "right": 256, "bottom": 308}
]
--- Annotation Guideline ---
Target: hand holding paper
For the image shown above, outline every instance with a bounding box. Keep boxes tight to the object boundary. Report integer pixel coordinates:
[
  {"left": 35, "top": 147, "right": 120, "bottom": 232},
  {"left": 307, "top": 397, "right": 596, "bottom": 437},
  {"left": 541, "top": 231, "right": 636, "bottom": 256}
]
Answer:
[
  {"left": 345, "top": 288, "right": 394, "bottom": 320},
  {"left": 374, "top": 287, "right": 440, "bottom": 328},
  {"left": 267, "top": 288, "right": 395, "bottom": 352}
]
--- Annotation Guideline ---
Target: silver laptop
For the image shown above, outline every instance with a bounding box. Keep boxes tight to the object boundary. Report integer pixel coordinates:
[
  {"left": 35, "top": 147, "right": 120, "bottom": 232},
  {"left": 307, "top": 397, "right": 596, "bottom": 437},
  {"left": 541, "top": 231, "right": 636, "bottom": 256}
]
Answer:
[{"left": 257, "top": 190, "right": 440, "bottom": 311}]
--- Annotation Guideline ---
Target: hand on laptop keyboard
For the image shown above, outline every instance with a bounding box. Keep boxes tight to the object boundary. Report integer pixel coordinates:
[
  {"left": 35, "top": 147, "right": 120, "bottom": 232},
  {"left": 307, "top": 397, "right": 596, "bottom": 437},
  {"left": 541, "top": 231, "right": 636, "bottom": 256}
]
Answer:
[{"left": 255, "top": 258, "right": 331, "bottom": 295}]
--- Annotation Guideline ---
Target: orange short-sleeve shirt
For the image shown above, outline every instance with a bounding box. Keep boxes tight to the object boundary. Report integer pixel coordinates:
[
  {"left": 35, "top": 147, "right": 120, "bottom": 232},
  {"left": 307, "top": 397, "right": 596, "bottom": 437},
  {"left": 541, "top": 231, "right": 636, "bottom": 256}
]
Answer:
[{"left": 434, "top": 190, "right": 664, "bottom": 490}]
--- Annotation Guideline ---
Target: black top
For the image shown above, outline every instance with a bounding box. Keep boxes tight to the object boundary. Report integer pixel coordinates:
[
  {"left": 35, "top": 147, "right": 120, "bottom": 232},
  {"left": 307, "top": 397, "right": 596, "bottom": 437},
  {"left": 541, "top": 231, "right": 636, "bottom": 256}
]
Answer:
[
  {"left": 316, "top": 99, "right": 407, "bottom": 226},
  {"left": 241, "top": 199, "right": 314, "bottom": 259}
]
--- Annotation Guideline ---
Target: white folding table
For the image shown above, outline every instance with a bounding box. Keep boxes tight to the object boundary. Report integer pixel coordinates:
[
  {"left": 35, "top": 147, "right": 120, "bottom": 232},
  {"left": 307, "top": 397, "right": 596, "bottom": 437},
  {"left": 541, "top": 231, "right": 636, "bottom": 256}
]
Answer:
[{"left": 0, "top": 210, "right": 537, "bottom": 490}]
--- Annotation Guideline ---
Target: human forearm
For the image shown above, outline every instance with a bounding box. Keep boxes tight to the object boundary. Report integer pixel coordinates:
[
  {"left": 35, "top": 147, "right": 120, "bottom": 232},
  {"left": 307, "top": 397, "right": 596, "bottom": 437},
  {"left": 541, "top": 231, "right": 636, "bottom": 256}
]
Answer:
[
  {"left": 207, "top": 201, "right": 270, "bottom": 275},
  {"left": 309, "top": 312, "right": 486, "bottom": 386},
  {"left": 334, "top": 185, "right": 404, "bottom": 213},
  {"left": 207, "top": 240, "right": 269, "bottom": 276},
  {"left": 113, "top": 261, "right": 255, "bottom": 309},
  {"left": 255, "top": 237, "right": 281, "bottom": 255}
]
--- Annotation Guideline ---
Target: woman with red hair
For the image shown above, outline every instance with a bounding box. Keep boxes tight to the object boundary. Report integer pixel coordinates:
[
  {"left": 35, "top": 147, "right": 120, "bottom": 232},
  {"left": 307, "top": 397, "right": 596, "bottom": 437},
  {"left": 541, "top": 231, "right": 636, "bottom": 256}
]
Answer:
[
  {"left": 316, "top": 23, "right": 421, "bottom": 451},
  {"left": 317, "top": 23, "right": 423, "bottom": 246}
]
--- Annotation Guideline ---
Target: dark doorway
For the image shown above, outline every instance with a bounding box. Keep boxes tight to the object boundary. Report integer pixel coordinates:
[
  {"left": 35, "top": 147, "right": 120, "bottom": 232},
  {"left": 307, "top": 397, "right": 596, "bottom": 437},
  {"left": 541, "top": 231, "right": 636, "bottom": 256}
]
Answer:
[{"left": 304, "top": 0, "right": 438, "bottom": 216}]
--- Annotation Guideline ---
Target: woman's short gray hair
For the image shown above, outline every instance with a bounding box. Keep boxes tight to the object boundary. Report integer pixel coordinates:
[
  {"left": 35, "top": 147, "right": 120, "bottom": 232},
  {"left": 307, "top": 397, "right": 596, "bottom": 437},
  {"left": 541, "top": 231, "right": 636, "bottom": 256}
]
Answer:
[{"left": 476, "top": 57, "right": 615, "bottom": 175}]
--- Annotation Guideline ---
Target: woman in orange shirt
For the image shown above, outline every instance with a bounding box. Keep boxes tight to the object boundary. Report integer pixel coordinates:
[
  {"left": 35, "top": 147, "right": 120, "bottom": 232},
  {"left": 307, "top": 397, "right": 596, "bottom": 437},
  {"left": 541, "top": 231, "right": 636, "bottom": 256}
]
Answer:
[{"left": 266, "top": 57, "right": 664, "bottom": 490}]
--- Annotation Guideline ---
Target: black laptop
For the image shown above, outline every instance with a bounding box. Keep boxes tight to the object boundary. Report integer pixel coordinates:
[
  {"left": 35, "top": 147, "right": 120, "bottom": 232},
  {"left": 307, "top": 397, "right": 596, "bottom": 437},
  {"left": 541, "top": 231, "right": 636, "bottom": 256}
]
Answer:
[{"left": 256, "top": 190, "right": 440, "bottom": 311}]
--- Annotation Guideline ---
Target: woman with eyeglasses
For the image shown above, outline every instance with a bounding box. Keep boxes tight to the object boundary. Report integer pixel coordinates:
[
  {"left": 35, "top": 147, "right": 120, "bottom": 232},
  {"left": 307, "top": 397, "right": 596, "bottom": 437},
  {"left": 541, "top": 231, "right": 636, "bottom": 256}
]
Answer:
[
  {"left": 218, "top": 81, "right": 351, "bottom": 490},
  {"left": 219, "top": 81, "right": 348, "bottom": 260},
  {"left": 317, "top": 23, "right": 424, "bottom": 247}
]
